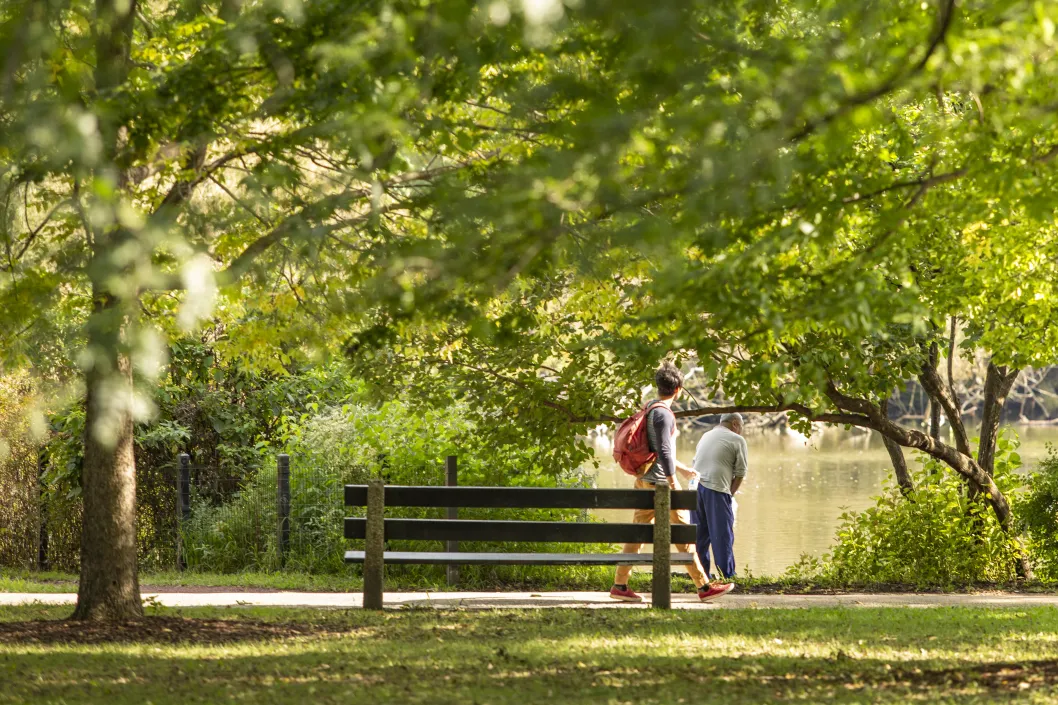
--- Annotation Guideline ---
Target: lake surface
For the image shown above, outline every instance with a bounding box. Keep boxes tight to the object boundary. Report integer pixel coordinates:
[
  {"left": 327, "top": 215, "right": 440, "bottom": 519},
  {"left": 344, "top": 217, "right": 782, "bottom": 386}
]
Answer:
[{"left": 585, "top": 424, "right": 1058, "bottom": 577}]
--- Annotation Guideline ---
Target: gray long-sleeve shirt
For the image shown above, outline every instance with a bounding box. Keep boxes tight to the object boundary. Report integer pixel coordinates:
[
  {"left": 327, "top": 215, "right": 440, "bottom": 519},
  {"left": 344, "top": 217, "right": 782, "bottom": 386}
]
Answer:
[
  {"left": 640, "top": 403, "right": 676, "bottom": 485},
  {"left": 693, "top": 426, "right": 749, "bottom": 495}
]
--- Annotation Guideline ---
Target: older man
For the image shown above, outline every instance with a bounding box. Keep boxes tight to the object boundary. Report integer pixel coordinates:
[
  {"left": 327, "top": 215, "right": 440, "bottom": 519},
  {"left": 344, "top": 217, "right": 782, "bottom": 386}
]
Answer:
[{"left": 692, "top": 413, "right": 748, "bottom": 587}]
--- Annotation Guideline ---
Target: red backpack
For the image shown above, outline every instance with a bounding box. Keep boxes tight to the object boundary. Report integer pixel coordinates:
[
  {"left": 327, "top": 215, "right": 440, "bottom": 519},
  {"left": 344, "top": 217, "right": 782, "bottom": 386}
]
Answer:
[{"left": 612, "top": 401, "right": 672, "bottom": 476}]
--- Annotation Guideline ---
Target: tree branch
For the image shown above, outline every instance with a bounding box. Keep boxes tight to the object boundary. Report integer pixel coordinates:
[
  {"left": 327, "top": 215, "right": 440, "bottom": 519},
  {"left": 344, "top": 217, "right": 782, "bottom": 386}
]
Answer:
[
  {"left": 919, "top": 343, "right": 971, "bottom": 455},
  {"left": 880, "top": 399, "right": 914, "bottom": 497},
  {"left": 153, "top": 147, "right": 242, "bottom": 215},
  {"left": 947, "top": 315, "right": 959, "bottom": 405},
  {"left": 790, "top": 0, "right": 956, "bottom": 141},
  {"left": 0, "top": 197, "right": 72, "bottom": 270},
  {"left": 841, "top": 168, "right": 967, "bottom": 204}
]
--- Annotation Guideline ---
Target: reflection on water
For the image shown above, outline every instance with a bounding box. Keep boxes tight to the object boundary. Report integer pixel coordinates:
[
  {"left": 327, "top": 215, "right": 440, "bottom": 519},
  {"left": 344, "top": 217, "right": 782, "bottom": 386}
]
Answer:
[{"left": 585, "top": 424, "right": 1058, "bottom": 577}]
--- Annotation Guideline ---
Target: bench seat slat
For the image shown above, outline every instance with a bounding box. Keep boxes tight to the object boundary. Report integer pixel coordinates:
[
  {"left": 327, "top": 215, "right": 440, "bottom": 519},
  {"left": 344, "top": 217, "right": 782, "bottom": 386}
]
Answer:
[
  {"left": 344, "top": 551, "right": 696, "bottom": 566},
  {"left": 344, "top": 518, "right": 697, "bottom": 544},
  {"left": 344, "top": 485, "right": 697, "bottom": 510}
]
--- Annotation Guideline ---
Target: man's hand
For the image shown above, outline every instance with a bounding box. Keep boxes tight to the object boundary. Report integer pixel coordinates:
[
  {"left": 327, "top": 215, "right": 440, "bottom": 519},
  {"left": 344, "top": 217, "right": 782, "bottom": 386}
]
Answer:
[
  {"left": 731, "top": 477, "right": 744, "bottom": 495},
  {"left": 676, "top": 464, "right": 698, "bottom": 482}
]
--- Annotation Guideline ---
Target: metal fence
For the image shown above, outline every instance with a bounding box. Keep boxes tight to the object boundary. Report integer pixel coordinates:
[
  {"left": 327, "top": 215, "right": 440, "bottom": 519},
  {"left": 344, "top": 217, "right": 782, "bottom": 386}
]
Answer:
[{"left": 2, "top": 453, "right": 462, "bottom": 575}]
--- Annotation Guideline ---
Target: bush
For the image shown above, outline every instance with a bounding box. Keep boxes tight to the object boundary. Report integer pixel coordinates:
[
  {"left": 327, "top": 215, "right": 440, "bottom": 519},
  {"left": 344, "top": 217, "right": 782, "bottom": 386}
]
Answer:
[
  {"left": 1019, "top": 446, "right": 1058, "bottom": 581},
  {"left": 789, "top": 434, "right": 1024, "bottom": 588},
  {"left": 181, "top": 465, "right": 279, "bottom": 572},
  {"left": 182, "top": 400, "right": 612, "bottom": 587},
  {"left": 0, "top": 373, "right": 42, "bottom": 569}
]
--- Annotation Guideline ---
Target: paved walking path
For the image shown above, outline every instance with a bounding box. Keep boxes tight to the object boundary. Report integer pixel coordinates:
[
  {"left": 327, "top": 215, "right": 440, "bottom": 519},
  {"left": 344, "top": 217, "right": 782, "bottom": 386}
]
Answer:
[{"left": 4, "top": 591, "right": 1058, "bottom": 609}]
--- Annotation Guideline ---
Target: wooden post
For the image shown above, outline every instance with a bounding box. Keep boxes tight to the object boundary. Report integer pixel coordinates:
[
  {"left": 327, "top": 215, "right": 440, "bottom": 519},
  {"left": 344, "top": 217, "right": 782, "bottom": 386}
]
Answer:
[
  {"left": 445, "top": 455, "right": 459, "bottom": 587},
  {"left": 363, "top": 477, "right": 385, "bottom": 609},
  {"left": 277, "top": 454, "right": 291, "bottom": 567},
  {"left": 177, "top": 454, "right": 191, "bottom": 571},
  {"left": 652, "top": 483, "right": 672, "bottom": 609}
]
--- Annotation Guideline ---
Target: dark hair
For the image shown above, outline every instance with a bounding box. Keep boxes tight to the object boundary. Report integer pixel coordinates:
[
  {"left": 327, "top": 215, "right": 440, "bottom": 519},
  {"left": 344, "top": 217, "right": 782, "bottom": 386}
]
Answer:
[{"left": 655, "top": 362, "right": 684, "bottom": 397}]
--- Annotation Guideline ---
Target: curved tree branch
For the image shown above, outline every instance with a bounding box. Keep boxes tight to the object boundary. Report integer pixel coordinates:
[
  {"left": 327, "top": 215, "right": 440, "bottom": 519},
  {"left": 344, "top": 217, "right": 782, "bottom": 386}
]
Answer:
[
  {"left": 790, "top": 0, "right": 957, "bottom": 141},
  {"left": 920, "top": 345, "right": 971, "bottom": 455}
]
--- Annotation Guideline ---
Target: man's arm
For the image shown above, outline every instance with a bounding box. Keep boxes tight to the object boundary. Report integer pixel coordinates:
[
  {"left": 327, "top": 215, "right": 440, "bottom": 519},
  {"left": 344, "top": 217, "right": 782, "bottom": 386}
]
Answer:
[{"left": 730, "top": 437, "right": 749, "bottom": 494}]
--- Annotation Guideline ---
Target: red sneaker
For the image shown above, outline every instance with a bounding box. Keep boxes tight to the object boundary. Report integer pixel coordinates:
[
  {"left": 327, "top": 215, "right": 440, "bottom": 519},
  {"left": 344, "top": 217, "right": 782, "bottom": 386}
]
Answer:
[
  {"left": 609, "top": 586, "right": 643, "bottom": 603},
  {"left": 698, "top": 583, "right": 735, "bottom": 602}
]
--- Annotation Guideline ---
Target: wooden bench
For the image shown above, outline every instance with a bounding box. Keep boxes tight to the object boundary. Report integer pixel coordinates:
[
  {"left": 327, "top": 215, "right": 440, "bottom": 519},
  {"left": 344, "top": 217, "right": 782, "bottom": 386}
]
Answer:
[{"left": 344, "top": 479, "right": 698, "bottom": 609}]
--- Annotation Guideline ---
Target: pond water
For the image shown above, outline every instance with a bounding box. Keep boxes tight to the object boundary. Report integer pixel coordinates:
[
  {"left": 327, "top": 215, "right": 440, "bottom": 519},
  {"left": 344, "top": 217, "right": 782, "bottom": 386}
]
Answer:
[{"left": 585, "top": 424, "right": 1058, "bottom": 577}]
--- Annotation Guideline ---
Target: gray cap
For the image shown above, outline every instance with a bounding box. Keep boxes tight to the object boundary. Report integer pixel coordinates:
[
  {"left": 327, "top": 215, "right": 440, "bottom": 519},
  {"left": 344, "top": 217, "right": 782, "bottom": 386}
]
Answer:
[{"left": 720, "top": 413, "right": 743, "bottom": 426}]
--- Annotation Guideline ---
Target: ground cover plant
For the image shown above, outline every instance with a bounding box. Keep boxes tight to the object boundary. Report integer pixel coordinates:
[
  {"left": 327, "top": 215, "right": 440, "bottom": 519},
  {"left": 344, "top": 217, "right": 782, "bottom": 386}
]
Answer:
[{"left": 3, "top": 605, "right": 1058, "bottom": 704}]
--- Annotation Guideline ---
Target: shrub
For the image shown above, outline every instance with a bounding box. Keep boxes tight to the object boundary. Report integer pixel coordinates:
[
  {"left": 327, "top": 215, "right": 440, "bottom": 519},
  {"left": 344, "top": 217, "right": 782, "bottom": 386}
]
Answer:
[
  {"left": 182, "top": 400, "right": 612, "bottom": 587},
  {"left": 790, "top": 434, "right": 1024, "bottom": 588},
  {"left": 1018, "top": 446, "right": 1058, "bottom": 581},
  {"left": 0, "top": 373, "right": 42, "bottom": 569}
]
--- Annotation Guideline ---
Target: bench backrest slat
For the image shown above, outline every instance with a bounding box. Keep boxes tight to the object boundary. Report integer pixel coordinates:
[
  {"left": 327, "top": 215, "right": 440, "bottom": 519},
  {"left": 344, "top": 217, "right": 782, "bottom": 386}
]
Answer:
[
  {"left": 344, "top": 485, "right": 697, "bottom": 510},
  {"left": 344, "top": 518, "right": 697, "bottom": 544}
]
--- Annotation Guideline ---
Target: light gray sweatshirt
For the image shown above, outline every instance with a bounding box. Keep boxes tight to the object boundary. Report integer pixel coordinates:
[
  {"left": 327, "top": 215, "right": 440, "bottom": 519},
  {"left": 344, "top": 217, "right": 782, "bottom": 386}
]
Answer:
[{"left": 693, "top": 426, "right": 748, "bottom": 495}]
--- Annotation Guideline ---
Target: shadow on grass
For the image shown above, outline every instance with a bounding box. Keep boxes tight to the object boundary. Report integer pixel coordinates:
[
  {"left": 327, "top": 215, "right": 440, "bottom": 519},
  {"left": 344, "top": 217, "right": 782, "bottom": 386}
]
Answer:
[
  {"left": 2, "top": 608, "right": 1058, "bottom": 703},
  {"left": 1, "top": 646, "right": 1056, "bottom": 704},
  {"left": 0, "top": 616, "right": 364, "bottom": 646}
]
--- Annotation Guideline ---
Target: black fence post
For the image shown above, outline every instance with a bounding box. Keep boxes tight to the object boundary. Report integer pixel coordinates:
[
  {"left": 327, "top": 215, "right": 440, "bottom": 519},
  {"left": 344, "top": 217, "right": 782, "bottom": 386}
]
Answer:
[
  {"left": 177, "top": 453, "right": 191, "bottom": 570},
  {"left": 37, "top": 450, "right": 48, "bottom": 572},
  {"left": 445, "top": 455, "right": 459, "bottom": 587},
  {"left": 277, "top": 454, "right": 291, "bottom": 568}
]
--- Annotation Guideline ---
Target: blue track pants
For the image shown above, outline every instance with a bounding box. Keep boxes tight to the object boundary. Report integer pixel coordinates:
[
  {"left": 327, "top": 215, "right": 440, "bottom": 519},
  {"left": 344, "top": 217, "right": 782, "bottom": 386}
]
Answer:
[{"left": 693, "top": 486, "right": 736, "bottom": 579}]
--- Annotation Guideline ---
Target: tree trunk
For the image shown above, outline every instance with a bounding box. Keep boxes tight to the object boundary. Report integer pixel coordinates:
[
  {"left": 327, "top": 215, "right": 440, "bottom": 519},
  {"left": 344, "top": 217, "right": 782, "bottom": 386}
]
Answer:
[
  {"left": 880, "top": 400, "right": 913, "bottom": 497},
  {"left": 978, "top": 362, "right": 1019, "bottom": 476},
  {"left": 71, "top": 294, "right": 142, "bottom": 620},
  {"left": 928, "top": 343, "right": 941, "bottom": 441},
  {"left": 821, "top": 382, "right": 1034, "bottom": 580},
  {"left": 872, "top": 415, "right": 1032, "bottom": 579},
  {"left": 69, "top": 0, "right": 144, "bottom": 621}
]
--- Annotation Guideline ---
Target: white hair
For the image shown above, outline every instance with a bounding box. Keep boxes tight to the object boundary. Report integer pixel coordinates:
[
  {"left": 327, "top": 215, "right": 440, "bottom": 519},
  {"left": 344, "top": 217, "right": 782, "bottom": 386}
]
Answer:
[{"left": 720, "top": 413, "right": 743, "bottom": 427}]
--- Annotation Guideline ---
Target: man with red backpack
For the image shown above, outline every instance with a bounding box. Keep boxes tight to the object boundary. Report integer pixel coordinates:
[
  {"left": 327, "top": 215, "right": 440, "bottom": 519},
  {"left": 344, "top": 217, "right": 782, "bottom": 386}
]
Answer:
[{"left": 610, "top": 362, "right": 734, "bottom": 603}]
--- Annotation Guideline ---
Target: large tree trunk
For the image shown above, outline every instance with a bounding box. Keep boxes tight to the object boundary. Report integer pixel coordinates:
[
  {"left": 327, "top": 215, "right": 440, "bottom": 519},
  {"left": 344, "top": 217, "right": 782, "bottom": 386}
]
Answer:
[
  {"left": 71, "top": 295, "right": 142, "bottom": 621},
  {"left": 978, "top": 362, "right": 1019, "bottom": 476},
  {"left": 69, "top": 0, "right": 144, "bottom": 621}
]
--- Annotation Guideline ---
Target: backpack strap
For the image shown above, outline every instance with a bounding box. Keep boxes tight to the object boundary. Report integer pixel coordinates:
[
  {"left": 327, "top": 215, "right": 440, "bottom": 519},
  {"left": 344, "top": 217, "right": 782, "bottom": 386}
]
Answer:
[
  {"left": 644, "top": 401, "right": 675, "bottom": 424},
  {"left": 644, "top": 401, "right": 675, "bottom": 455}
]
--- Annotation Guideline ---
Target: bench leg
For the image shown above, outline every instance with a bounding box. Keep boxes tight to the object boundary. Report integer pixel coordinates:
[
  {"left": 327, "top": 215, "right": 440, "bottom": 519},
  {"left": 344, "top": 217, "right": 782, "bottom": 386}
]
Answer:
[
  {"left": 363, "top": 478, "right": 385, "bottom": 609},
  {"left": 652, "top": 484, "right": 671, "bottom": 609}
]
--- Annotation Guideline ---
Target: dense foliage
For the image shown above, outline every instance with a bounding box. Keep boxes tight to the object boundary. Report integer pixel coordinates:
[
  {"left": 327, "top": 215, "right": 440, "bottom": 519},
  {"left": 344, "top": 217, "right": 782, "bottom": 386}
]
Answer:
[
  {"left": 787, "top": 435, "right": 1026, "bottom": 587},
  {"left": 183, "top": 399, "right": 612, "bottom": 587},
  {"left": 0, "top": 373, "right": 42, "bottom": 568},
  {"left": 1019, "top": 448, "right": 1058, "bottom": 581},
  {"left": 20, "top": 339, "right": 359, "bottom": 571}
]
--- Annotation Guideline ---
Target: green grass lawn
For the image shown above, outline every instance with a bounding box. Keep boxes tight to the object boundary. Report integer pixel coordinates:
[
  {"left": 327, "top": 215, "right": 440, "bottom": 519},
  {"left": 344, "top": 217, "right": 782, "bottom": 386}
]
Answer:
[
  {"left": 5, "top": 568, "right": 1051, "bottom": 596},
  {"left": 2, "top": 605, "right": 1058, "bottom": 703}
]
